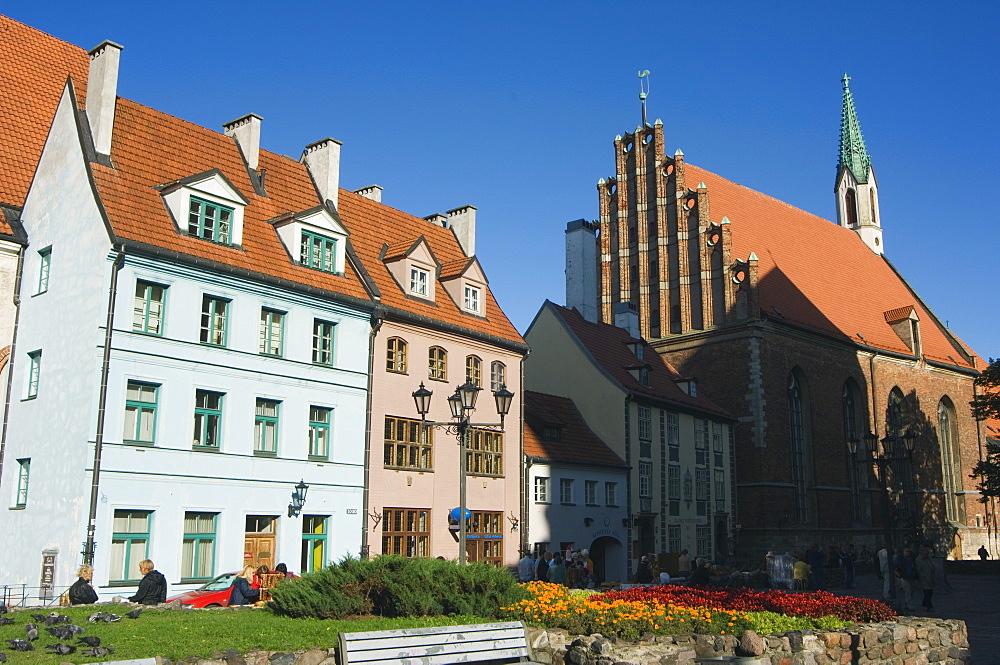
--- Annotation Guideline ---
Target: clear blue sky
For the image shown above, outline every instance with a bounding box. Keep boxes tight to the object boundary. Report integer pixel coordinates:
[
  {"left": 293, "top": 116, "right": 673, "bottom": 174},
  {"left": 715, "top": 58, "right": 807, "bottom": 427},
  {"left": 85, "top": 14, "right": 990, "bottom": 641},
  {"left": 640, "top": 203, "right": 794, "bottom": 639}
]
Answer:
[{"left": 7, "top": 1, "right": 999, "bottom": 359}]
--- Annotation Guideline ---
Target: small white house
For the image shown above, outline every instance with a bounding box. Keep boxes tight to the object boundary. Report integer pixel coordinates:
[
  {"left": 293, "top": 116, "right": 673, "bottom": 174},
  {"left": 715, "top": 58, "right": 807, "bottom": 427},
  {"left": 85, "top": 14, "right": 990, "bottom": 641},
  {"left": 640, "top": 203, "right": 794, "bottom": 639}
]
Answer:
[{"left": 523, "top": 390, "right": 629, "bottom": 582}]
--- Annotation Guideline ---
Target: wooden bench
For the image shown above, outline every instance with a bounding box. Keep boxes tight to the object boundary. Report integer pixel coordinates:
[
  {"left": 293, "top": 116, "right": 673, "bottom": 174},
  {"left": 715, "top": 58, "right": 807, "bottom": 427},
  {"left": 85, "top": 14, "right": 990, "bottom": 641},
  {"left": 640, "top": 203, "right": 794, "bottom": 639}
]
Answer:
[{"left": 339, "top": 621, "right": 542, "bottom": 665}]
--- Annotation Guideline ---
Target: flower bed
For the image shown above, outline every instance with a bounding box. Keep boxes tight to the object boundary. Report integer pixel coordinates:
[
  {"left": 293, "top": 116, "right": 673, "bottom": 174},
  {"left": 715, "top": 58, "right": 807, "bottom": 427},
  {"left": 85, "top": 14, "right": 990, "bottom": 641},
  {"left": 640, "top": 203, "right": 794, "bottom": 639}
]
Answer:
[
  {"left": 600, "top": 585, "right": 895, "bottom": 623},
  {"left": 502, "top": 582, "right": 753, "bottom": 639}
]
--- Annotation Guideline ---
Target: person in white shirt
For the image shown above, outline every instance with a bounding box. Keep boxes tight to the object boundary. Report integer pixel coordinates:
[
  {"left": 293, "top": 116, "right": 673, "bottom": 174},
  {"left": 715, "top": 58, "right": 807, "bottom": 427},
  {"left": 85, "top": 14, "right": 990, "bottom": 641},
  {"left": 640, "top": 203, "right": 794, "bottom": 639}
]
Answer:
[
  {"left": 877, "top": 543, "right": 891, "bottom": 600},
  {"left": 518, "top": 551, "right": 535, "bottom": 583}
]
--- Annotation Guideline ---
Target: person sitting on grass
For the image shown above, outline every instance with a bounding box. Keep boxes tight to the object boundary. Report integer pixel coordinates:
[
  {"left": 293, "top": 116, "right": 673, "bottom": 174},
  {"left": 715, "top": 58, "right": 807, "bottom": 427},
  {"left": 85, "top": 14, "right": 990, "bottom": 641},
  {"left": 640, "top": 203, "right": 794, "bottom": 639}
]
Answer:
[{"left": 229, "top": 565, "right": 261, "bottom": 606}]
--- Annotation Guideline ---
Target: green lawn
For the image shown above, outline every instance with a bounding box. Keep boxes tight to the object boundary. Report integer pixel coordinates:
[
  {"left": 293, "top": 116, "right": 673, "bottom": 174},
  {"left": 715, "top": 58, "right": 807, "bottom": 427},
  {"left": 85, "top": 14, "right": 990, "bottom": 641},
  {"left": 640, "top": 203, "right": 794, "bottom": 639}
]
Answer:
[{"left": 0, "top": 607, "right": 492, "bottom": 664}]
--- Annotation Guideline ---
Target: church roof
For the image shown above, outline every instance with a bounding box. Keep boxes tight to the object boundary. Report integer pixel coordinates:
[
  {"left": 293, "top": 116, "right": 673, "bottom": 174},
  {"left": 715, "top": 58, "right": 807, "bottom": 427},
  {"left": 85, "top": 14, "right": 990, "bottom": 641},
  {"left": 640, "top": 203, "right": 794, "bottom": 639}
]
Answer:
[
  {"left": 0, "top": 15, "right": 89, "bottom": 236},
  {"left": 684, "top": 162, "right": 979, "bottom": 370},
  {"left": 523, "top": 390, "right": 627, "bottom": 467},
  {"left": 545, "top": 302, "right": 731, "bottom": 418}
]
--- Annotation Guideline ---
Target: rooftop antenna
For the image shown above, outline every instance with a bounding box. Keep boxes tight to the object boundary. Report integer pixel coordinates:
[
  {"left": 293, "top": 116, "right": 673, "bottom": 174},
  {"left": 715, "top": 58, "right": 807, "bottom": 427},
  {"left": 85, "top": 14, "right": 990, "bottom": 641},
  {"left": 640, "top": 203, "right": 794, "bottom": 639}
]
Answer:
[{"left": 638, "top": 70, "right": 650, "bottom": 126}]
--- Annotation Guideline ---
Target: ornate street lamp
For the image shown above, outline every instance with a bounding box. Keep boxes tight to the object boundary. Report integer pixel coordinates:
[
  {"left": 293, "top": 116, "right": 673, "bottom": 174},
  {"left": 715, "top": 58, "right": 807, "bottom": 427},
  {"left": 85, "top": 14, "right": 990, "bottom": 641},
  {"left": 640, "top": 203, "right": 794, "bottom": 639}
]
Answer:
[
  {"left": 288, "top": 479, "right": 310, "bottom": 517},
  {"left": 411, "top": 382, "right": 514, "bottom": 563}
]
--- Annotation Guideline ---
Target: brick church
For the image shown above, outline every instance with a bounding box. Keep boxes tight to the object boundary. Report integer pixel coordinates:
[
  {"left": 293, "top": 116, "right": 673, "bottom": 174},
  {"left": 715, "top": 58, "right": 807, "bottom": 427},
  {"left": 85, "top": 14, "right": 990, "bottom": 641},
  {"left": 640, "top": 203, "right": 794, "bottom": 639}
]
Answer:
[{"left": 565, "top": 76, "right": 991, "bottom": 559}]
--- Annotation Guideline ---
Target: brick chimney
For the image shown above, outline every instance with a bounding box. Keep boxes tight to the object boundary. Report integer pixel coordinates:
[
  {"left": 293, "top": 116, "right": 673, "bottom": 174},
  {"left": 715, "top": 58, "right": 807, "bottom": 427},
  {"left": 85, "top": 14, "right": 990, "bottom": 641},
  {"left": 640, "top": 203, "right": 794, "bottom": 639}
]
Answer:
[
  {"left": 223, "top": 114, "right": 262, "bottom": 171},
  {"left": 302, "top": 138, "right": 343, "bottom": 208},
  {"left": 447, "top": 206, "right": 476, "bottom": 257},
  {"left": 565, "top": 219, "right": 599, "bottom": 323},
  {"left": 86, "top": 40, "right": 124, "bottom": 157}
]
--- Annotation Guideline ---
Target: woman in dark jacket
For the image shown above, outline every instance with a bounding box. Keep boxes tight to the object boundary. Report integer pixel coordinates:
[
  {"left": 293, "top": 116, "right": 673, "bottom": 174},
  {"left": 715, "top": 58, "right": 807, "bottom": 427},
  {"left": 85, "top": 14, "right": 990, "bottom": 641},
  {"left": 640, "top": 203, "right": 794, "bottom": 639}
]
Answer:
[
  {"left": 68, "top": 564, "right": 99, "bottom": 605},
  {"left": 229, "top": 565, "right": 261, "bottom": 606}
]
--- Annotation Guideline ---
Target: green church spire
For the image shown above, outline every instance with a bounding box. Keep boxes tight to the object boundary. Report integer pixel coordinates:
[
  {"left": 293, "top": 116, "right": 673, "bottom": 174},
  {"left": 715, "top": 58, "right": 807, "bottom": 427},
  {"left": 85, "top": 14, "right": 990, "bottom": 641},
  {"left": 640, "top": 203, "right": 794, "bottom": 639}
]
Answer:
[{"left": 838, "top": 74, "right": 871, "bottom": 184}]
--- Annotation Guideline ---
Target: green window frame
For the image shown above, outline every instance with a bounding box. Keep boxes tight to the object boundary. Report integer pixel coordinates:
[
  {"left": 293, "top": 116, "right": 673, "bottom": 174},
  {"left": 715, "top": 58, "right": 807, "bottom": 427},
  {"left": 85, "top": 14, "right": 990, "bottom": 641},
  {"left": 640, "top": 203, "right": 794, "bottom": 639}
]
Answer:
[
  {"left": 308, "top": 406, "right": 331, "bottom": 459},
  {"left": 300, "top": 231, "right": 337, "bottom": 273},
  {"left": 193, "top": 390, "right": 223, "bottom": 449},
  {"left": 37, "top": 247, "right": 51, "bottom": 294},
  {"left": 254, "top": 398, "right": 280, "bottom": 455},
  {"left": 188, "top": 197, "right": 232, "bottom": 244},
  {"left": 26, "top": 350, "right": 41, "bottom": 399},
  {"left": 312, "top": 319, "right": 335, "bottom": 366},
  {"left": 15, "top": 458, "right": 29, "bottom": 507},
  {"left": 124, "top": 381, "right": 158, "bottom": 444},
  {"left": 110, "top": 510, "right": 151, "bottom": 583},
  {"left": 200, "top": 296, "right": 228, "bottom": 346},
  {"left": 181, "top": 512, "right": 217, "bottom": 581},
  {"left": 259, "top": 308, "right": 284, "bottom": 356},
  {"left": 301, "top": 515, "right": 329, "bottom": 573},
  {"left": 133, "top": 281, "right": 165, "bottom": 335}
]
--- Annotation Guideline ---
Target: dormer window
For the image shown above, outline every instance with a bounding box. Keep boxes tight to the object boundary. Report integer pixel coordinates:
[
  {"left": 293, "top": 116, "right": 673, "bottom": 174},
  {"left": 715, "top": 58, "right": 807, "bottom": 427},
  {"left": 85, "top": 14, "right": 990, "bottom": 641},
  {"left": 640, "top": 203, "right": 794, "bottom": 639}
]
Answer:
[
  {"left": 639, "top": 366, "right": 650, "bottom": 386},
  {"left": 464, "top": 285, "right": 481, "bottom": 313},
  {"left": 300, "top": 231, "right": 337, "bottom": 273},
  {"left": 188, "top": 197, "right": 233, "bottom": 243},
  {"left": 410, "top": 267, "right": 429, "bottom": 297},
  {"left": 542, "top": 426, "right": 562, "bottom": 442}
]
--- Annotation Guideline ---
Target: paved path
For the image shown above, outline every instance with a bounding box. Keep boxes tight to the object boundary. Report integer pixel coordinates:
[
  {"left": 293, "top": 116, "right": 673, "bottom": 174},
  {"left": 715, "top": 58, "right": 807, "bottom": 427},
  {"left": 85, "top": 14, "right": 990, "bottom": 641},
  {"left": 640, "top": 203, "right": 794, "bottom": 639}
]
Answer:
[{"left": 826, "top": 570, "right": 999, "bottom": 665}]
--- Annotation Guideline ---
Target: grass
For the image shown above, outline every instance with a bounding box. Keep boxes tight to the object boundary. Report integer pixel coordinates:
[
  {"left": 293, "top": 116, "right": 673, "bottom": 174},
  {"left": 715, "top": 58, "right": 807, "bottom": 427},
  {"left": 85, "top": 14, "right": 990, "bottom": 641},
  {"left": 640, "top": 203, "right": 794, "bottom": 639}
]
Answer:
[{"left": 0, "top": 607, "right": 492, "bottom": 664}]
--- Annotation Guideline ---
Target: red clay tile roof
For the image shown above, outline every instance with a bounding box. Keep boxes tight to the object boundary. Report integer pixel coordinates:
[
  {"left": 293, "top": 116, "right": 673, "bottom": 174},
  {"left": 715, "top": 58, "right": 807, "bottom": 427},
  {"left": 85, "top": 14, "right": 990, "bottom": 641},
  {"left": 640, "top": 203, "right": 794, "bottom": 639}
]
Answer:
[
  {"left": 685, "top": 164, "right": 976, "bottom": 370},
  {"left": 547, "top": 302, "right": 730, "bottom": 418},
  {"left": 524, "top": 390, "right": 627, "bottom": 467},
  {"left": 338, "top": 192, "right": 523, "bottom": 346},
  {"left": 90, "top": 96, "right": 524, "bottom": 346},
  {"left": 884, "top": 306, "right": 915, "bottom": 324},
  {"left": 0, "top": 15, "right": 89, "bottom": 235}
]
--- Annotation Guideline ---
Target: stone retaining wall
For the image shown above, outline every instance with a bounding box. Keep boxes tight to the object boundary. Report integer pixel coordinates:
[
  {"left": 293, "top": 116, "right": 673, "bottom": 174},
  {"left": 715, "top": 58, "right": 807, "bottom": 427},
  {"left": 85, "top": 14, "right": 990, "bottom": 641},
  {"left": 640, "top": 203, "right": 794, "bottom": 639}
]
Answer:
[{"left": 525, "top": 617, "right": 970, "bottom": 665}]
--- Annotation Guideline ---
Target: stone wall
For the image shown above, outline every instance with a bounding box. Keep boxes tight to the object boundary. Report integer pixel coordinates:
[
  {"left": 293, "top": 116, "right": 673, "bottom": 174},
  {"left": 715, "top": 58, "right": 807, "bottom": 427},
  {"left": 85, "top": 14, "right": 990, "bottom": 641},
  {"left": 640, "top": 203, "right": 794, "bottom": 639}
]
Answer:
[{"left": 526, "top": 616, "right": 970, "bottom": 665}]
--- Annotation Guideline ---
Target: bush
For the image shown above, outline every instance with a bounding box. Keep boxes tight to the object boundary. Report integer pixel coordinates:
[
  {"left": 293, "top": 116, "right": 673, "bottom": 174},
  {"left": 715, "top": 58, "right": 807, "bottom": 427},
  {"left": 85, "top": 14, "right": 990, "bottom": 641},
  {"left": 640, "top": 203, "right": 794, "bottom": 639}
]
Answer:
[
  {"left": 743, "top": 611, "right": 847, "bottom": 634},
  {"left": 268, "top": 555, "right": 528, "bottom": 619}
]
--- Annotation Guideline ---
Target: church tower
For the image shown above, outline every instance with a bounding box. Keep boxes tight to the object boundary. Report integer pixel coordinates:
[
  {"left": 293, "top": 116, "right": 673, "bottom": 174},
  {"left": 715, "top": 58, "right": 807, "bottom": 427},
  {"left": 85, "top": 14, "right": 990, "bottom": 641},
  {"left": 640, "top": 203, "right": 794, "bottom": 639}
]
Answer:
[{"left": 835, "top": 74, "right": 883, "bottom": 255}]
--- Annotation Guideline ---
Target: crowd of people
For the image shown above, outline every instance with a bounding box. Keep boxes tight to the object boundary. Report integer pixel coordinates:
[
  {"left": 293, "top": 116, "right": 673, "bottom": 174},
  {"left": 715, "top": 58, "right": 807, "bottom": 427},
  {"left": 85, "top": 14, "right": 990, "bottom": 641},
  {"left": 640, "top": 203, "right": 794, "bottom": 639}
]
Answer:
[{"left": 517, "top": 546, "right": 598, "bottom": 588}]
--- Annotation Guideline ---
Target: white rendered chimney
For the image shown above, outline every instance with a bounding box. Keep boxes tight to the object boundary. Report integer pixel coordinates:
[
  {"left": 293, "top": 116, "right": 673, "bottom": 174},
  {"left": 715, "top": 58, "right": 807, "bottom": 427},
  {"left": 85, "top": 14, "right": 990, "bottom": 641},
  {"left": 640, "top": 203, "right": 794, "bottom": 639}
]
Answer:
[
  {"left": 223, "top": 114, "right": 262, "bottom": 171},
  {"left": 565, "top": 219, "right": 599, "bottom": 323},
  {"left": 448, "top": 205, "right": 476, "bottom": 257},
  {"left": 302, "top": 138, "right": 343, "bottom": 208},
  {"left": 353, "top": 184, "right": 382, "bottom": 203},
  {"left": 86, "top": 40, "right": 123, "bottom": 157},
  {"left": 423, "top": 213, "right": 448, "bottom": 228},
  {"left": 614, "top": 302, "right": 641, "bottom": 339}
]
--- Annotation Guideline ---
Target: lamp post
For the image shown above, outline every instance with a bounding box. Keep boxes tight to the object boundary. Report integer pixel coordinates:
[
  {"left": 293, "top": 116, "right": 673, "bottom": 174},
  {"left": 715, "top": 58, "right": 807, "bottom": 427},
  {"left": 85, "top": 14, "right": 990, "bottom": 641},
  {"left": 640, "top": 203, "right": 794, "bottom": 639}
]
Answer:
[
  {"left": 847, "top": 430, "right": 915, "bottom": 601},
  {"left": 287, "top": 479, "right": 309, "bottom": 518},
  {"left": 412, "top": 381, "right": 514, "bottom": 564}
]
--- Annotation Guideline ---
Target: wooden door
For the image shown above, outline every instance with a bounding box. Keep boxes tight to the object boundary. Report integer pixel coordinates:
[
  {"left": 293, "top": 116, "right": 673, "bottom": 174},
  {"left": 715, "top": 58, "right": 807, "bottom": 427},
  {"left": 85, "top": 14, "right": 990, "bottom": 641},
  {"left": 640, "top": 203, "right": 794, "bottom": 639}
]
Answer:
[{"left": 244, "top": 535, "right": 275, "bottom": 569}]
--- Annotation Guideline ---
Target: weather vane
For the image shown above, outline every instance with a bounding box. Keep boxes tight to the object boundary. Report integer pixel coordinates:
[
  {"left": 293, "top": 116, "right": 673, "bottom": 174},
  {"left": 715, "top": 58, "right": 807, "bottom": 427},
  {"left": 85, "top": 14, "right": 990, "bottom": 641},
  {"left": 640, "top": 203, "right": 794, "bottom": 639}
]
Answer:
[{"left": 638, "top": 70, "right": 650, "bottom": 126}]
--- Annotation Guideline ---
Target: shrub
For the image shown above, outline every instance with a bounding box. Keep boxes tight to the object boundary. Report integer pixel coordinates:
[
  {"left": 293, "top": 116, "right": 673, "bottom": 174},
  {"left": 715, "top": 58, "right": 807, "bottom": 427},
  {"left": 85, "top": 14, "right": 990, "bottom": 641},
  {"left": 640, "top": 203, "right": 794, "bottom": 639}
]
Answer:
[
  {"left": 743, "top": 611, "right": 847, "bottom": 634},
  {"left": 268, "top": 555, "right": 527, "bottom": 619}
]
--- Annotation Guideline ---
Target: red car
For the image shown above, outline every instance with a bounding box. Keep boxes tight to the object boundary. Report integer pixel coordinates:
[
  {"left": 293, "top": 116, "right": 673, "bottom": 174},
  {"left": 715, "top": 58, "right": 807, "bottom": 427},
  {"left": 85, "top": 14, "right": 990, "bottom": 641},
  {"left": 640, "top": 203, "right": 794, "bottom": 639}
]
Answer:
[{"left": 165, "top": 572, "right": 237, "bottom": 608}]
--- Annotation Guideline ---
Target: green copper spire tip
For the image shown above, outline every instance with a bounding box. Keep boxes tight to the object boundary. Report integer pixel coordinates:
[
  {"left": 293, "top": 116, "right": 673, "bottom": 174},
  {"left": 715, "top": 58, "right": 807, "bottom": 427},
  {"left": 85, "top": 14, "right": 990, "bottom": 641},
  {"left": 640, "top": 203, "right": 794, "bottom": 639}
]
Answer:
[{"left": 838, "top": 73, "right": 871, "bottom": 184}]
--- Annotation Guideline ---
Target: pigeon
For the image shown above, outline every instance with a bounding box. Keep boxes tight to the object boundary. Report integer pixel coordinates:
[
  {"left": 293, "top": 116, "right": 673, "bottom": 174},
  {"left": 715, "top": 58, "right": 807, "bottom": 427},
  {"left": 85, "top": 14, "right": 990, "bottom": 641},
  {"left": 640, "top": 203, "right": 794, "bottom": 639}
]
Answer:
[
  {"left": 103, "top": 613, "right": 121, "bottom": 622},
  {"left": 0, "top": 651, "right": 6, "bottom": 662},
  {"left": 0, "top": 617, "right": 13, "bottom": 626},
  {"left": 77, "top": 636, "right": 101, "bottom": 647},
  {"left": 24, "top": 627, "right": 37, "bottom": 642},
  {"left": 126, "top": 608, "right": 142, "bottom": 619},
  {"left": 48, "top": 624, "right": 84, "bottom": 640},
  {"left": 46, "top": 643, "right": 76, "bottom": 655},
  {"left": 0, "top": 604, "right": 7, "bottom": 613},
  {"left": 5, "top": 639, "right": 33, "bottom": 651},
  {"left": 23, "top": 623, "right": 36, "bottom": 633},
  {"left": 82, "top": 646, "right": 115, "bottom": 657},
  {"left": 29, "top": 614, "right": 45, "bottom": 623},
  {"left": 87, "top": 612, "right": 106, "bottom": 623},
  {"left": 44, "top": 613, "right": 71, "bottom": 626}
]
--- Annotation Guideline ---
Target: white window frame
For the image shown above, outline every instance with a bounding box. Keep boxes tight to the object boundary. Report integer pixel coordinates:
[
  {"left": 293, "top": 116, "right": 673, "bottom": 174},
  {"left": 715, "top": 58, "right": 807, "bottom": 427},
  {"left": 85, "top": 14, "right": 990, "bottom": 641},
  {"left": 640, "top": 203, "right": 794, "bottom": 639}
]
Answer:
[
  {"left": 410, "top": 267, "right": 429, "bottom": 296},
  {"left": 605, "top": 482, "right": 618, "bottom": 507},
  {"left": 464, "top": 285, "right": 481, "bottom": 313},
  {"left": 559, "top": 478, "right": 574, "bottom": 505},
  {"left": 639, "top": 461, "right": 652, "bottom": 498},
  {"left": 534, "top": 476, "right": 550, "bottom": 504},
  {"left": 585, "top": 480, "right": 598, "bottom": 506}
]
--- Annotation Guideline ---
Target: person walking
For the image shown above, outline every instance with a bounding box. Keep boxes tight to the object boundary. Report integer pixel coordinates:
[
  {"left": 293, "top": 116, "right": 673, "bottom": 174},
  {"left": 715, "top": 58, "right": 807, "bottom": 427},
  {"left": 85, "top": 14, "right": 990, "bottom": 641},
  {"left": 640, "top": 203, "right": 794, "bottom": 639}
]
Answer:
[
  {"left": 517, "top": 550, "right": 535, "bottom": 583},
  {"left": 547, "top": 555, "right": 567, "bottom": 585},
  {"left": 535, "top": 551, "right": 552, "bottom": 583},
  {"left": 842, "top": 544, "right": 856, "bottom": 588},
  {"left": 978, "top": 545, "right": 990, "bottom": 560},
  {"left": 894, "top": 547, "right": 916, "bottom": 612},
  {"left": 806, "top": 544, "right": 826, "bottom": 591},
  {"left": 128, "top": 559, "right": 167, "bottom": 605},
  {"left": 68, "top": 564, "right": 99, "bottom": 605},
  {"left": 877, "top": 543, "right": 891, "bottom": 600},
  {"left": 677, "top": 548, "right": 692, "bottom": 578},
  {"left": 915, "top": 547, "right": 936, "bottom": 612}
]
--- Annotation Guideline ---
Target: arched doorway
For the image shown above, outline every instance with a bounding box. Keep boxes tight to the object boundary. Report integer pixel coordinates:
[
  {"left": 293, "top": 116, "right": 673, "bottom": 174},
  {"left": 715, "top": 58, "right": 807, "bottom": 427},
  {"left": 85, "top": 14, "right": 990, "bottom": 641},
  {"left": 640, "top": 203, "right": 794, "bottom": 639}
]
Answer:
[{"left": 588, "top": 536, "right": 625, "bottom": 583}]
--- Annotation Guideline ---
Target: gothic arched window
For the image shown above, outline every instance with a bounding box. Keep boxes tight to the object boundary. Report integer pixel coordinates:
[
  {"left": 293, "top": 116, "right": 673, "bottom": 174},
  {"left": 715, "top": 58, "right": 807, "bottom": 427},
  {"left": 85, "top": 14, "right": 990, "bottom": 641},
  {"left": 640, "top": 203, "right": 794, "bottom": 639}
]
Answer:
[
  {"left": 938, "top": 397, "right": 964, "bottom": 523},
  {"left": 788, "top": 370, "right": 813, "bottom": 523},
  {"left": 845, "top": 188, "right": 859, "bottom": 227},
  {"left": 843, "top": 380, "right": 866, "bottom": 523}
]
